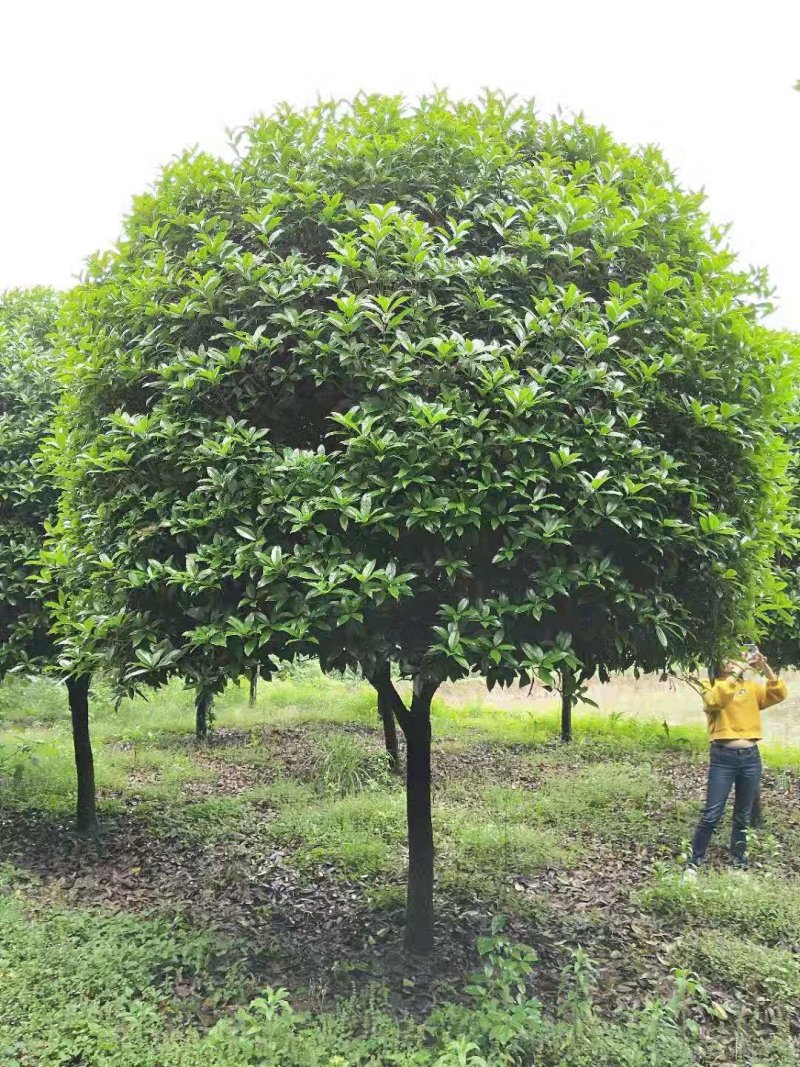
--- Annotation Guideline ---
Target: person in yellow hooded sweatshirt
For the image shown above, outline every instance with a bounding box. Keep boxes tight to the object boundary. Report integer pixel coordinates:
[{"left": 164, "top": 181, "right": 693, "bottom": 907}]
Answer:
[{"left": 687, "top": 649, "right": 787, "bottom": 872}]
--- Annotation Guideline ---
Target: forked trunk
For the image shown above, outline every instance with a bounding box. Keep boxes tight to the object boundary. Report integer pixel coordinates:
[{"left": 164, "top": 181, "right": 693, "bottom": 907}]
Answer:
[
  {"left": 66, "top": 674, "right": 98, "bottom": 834},
  {"left": 368, "top": 668, "right": 438, "bottom": 953}
]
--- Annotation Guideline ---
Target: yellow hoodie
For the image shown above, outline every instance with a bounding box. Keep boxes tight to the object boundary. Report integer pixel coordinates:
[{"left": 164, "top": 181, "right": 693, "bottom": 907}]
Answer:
[{"left": 702, "top": 676, "right": 788, "bottom": 742}]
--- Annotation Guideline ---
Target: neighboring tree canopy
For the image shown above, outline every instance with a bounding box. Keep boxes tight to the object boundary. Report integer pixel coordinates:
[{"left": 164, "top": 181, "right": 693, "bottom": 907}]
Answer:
[
  {"left": 0, "top": 288, "right": 98, "bottom": 833},
  {"left": 0, "top": 288, "right": 62, "bottom": 673},
  {"left": 53, "top": 94, "right": 797, "bottom": 947},
  {"left": 758, "top": 412, "right": 800, "bottom": 670}
]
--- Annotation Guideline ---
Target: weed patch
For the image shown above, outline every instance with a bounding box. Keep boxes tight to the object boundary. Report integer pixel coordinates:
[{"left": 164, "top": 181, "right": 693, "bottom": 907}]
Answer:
[
  {"left": 671, "top": 930, "right": 800, "bottom": 1010},
  {"left": 270, "top": 791, "right": 406, "bottom": 877},
  {"left": 0, "top": 894, "right": 248, "bottom": 1067},
  {"left": 642, "top": 871, "right": 800, "bottom": 945}
]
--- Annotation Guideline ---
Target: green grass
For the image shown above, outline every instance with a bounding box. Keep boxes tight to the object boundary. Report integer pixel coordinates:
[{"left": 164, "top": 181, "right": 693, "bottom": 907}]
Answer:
[
  {"left": 0, "top": 669, "right": 377, "bottom": 816},
  {"left": 0, "top": 893, "right": 248, "bottom": 1067},
  {"left": 642, "top": 870, "right": 800, "bottom": 945},
  {"left": 271, "top": 789, "right": 406, "bottom": 877},
  {"left": 531, "top": 762, "right": 677, "bottom": 840},
  {"left": 0, "top": 885, "right": 706, "bottom": 1067},
  {"left": 2, "top": 666, "right": 800, "bottom": 1066},
  {"left": 447, "top": 764, "right": 685, "bottom": 846},
  {"left": 144, "top": 794, "right": 251, "bottom": 841},
  {"left": 438, "top": 816, "right": 572, "bottom": 876},
  {"left": 672, "top": 930, "right": 800, "bottom": 1008},
  {"left": 429, "top": 694, "right": 710, "bottom": 752}
]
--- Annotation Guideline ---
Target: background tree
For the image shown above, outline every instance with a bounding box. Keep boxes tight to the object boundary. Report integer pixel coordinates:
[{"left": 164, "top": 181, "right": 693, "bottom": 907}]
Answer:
[
  {"left": 54, "top": 94, "right": 796, "bottom": 951},
  {"left": 750, "top": 406, "right": 800, "bottom": 826},
  {"left": 0, "top": 288, "right": 98, "bottom": 834}
]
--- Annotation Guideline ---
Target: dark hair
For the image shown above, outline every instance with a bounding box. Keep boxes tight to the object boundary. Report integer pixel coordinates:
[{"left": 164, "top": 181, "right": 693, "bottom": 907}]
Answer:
[{"left": 707, "top": 660, "right": 725, "bottom": 681}]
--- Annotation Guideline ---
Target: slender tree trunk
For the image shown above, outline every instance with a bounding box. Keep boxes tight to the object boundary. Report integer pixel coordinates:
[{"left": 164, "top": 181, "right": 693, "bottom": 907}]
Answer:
[
  {"left": 248, "top": 667, "right": 258, "bottom": 708},
  {"left": 66, "top": 674, "right": 98, "bottom": 834},
  {"left": 561, "top": 667, "right": 575, "bottom": 744},
  {"left": 195, "top": 688, "right": 213, "bottom": 742},
  {"left": 401, "top": 683, "right": 436, "bottom": 954},
  {"left": 375, "top": 661, "right": 401, "bottom": 773}
]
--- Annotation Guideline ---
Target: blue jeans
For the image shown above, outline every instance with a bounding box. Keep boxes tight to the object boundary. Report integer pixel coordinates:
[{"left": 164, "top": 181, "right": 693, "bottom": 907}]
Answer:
[{"left": 690, "top": 744, "right": 761, "bottom": 866}]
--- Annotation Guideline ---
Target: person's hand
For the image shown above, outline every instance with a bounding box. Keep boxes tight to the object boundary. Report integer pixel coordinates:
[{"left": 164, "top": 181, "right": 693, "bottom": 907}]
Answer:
[{"left": 749, "top": 650, "right": 769, "bottom": 671}]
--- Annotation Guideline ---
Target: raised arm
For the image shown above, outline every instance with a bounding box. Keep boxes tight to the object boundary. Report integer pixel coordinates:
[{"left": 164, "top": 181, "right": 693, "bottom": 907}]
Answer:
[{"left": 751, "top": 652, "right": 788, "bottom": 709}]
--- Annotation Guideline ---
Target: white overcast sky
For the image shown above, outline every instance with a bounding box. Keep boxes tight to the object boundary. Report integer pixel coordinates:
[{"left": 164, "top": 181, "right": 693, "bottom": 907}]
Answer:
[{"left": 2, "top": 0, "right": 798, "bottom": 328}]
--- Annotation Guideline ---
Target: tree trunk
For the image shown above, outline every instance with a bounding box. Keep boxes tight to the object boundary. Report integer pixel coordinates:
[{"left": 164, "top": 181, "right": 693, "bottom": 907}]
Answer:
[
  {"left": 195, "top": 688, "right": 213, "bottom": 741},
  {"left": 561, "top": 667, "right": 575, "bottom": 744},
  {"left": 751, "top": 786, "right": 764, "bottom": 829},
  {"left": 66, "top": 674, "right": 98, "bottom": 835},
  {"left": 368, "top": 668, "right": 438, "bottom": 953},
  {"left": 248, "top": 667, "right": 258, "bottom": 708},
  {"left": 375, "top": 661, "right": 401, "bottom": 773},
  {"left": 402, "top": 684, "right": 435, "bottom": 954}
]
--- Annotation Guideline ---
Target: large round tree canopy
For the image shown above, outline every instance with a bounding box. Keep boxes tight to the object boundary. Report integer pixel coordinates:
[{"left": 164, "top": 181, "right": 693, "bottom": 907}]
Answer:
[{"left": 54, "top": 93, "right": 796, "bottom": 692}]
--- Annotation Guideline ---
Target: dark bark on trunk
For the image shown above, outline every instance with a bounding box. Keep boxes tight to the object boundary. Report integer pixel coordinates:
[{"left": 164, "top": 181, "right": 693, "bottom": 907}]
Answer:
[
  {"left": 195, "top": 688, "right": 213, "bottom": 741},
  {"left": 751, "top": 786, "right": 764, "bottom": 829},
  {"left": 400, "top": 682, "right": 437, "bottom": 954},
  {"left": 561, "top": 667, "right": 575, "bottom": 744},
  {"left": 66, "top": 674, "right": 98, "bottom": 835},
  {"left": 368, "top": 669, "right": 438, "bottom": 953},
  {"left": 375, "top": 661, "right": 401, "bottom": 773},
  {"left": 248, "top": 667, "right": 258, "bottom": 708}
]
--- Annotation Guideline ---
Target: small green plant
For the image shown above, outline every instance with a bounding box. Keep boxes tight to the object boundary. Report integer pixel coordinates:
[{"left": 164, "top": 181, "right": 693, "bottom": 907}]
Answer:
[
  {"left": 0, "top": 737, "right": 42, "bottom": 789},
  {"left": 667, "top": 967, "right": 715, "bottom": 1034},
  {"left": 434, "top": 1037, "right": 489, "bottom": 1067},
  {"left": 466, "top": 916, "right": 539, "bottom": 1003},
  {"left": 746, "top": 828, "right": 785, "bottom": 869},
  {"left": 237, "top": 987, "right": 293, "bottom": 1026},
  {"left": 676, "top": 837, "right": 692, "bottom": 867},
  {"left": 556, "top": 946, "right": 598, "bottom": 1054}
]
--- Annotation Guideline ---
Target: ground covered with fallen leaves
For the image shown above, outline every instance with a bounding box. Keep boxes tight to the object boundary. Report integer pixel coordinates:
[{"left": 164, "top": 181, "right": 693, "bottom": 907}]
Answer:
[{"left": 1, "top": 669, "right": 799, "bottom": 1065}]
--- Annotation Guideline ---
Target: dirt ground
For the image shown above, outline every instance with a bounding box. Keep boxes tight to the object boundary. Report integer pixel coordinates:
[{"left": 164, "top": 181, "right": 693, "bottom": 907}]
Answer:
[{"left": 442, "top": 670, "right": 800, "bottom": 747}]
